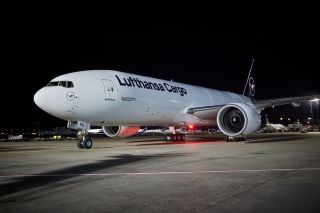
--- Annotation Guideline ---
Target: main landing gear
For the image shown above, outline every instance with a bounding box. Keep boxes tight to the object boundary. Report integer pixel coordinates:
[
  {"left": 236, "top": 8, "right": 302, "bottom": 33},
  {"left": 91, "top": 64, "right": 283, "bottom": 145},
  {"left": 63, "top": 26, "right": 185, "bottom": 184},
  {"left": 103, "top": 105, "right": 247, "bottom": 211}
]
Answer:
[
  {"left": 77, "top": 131, "right": 93, "bottom": 149},
  {"left": 164, "top": 133, "right": 186, "bottom": 142},
  {"left": 224, "top": 135, "right": 246, "bottom": 142},
  {"left": 164, "top": 126, "right": 186, "bottom": 142}
]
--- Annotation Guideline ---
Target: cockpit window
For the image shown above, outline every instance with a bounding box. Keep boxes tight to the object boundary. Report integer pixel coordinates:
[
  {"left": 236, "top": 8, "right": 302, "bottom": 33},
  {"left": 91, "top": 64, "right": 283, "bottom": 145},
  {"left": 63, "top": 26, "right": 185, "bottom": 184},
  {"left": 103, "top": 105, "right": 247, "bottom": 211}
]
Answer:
[
  {"left": 67, "top": 81, "right": 74, "bottom": 88},
  {"left": 47, "top": 81, "right": 74, "bottom": 88},
  {"left": 47, "top": 81, "right": 59, "bottom": 86},
  {"left": 58, "top": 81, "right": 67, "bottom": 87}
]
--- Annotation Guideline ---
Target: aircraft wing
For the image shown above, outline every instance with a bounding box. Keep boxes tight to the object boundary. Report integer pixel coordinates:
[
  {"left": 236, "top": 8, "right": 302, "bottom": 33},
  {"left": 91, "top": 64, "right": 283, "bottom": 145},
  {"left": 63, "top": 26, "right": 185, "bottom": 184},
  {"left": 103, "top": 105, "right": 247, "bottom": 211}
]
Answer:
[
  {"left": 253, "top": 95, "right": 319, "bottom": 111},
  {"left": 187, "top": 95, "right": 319, "bottom": 119}
]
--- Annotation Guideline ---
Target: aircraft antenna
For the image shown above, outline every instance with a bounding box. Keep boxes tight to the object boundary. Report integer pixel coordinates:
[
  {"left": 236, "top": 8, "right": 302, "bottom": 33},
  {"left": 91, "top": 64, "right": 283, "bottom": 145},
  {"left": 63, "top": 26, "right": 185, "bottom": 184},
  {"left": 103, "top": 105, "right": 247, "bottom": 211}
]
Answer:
[{"left": 242, "top": 59, "right": 255, "bottom": 95}]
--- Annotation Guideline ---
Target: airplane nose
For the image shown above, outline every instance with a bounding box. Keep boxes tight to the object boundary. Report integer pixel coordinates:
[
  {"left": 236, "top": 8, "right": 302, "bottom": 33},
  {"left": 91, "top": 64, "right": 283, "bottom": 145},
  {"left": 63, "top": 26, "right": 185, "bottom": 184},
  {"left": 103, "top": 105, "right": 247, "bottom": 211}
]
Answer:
[
  {"left": 33, "top": 87, "right": 77, "bottom": 120},
  {"left": 34, "top": 89, "right": 44, "bottom": 109}
]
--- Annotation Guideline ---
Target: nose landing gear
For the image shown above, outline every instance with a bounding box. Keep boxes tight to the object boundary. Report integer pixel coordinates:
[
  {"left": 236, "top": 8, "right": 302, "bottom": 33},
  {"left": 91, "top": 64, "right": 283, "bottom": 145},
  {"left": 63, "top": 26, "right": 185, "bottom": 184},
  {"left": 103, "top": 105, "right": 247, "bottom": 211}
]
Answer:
[{"left": 77, "top": 131, "right": 92, "bottom": 149}]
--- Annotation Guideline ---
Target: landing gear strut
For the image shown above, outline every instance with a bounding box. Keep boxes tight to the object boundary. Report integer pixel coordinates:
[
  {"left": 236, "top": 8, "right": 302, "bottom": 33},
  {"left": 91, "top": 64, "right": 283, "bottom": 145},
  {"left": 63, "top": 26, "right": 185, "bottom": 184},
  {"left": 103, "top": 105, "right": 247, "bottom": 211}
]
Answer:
[{"left": 77, "top": 131, "right": 93, "bottom": 149}]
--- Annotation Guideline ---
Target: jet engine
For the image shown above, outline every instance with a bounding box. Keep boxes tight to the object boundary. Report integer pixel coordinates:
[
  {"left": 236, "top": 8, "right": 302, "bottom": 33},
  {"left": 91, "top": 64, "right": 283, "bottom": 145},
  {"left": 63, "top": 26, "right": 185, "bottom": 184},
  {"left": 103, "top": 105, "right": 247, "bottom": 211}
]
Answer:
[
  {"left": 102, "top": 126, "right": 140, "bottom": 138},
  {"left": 217, "top": 103, "right": 261, "bottom": 137}
]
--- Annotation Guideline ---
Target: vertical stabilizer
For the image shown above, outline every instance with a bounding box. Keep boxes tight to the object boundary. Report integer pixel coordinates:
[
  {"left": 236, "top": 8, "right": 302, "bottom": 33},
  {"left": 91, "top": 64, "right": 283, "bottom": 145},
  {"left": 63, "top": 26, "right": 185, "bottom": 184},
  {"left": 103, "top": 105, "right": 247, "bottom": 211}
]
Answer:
[{"left": 242, "top": 59, "right": 256, "bottom": 100}]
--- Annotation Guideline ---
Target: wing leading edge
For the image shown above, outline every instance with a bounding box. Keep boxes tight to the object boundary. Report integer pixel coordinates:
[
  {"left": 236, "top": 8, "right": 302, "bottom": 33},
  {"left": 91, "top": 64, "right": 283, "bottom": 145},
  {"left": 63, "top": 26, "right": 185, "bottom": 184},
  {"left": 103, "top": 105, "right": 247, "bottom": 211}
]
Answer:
[
  {"left": 187, "top": 95, "right": 319, "bottom": 120},
  {"left": 253, "top": 95, "right": 319, "bottom": 111}
]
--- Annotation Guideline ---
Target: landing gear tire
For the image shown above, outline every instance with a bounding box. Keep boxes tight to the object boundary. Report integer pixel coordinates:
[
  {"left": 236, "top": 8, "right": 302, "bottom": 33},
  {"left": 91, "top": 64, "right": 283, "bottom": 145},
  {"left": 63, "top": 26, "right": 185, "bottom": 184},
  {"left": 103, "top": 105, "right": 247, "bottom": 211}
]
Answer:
[
  {"left": 172, "top": 134, "right": 178, "bottom": 142},
  {"left": 224, "top": 135, "right": 231, "bottom": 142},
  {"left": 77, "top": 130, "right": 93, "bottom": 149},
  {"left": 164, "top": 134, "right": 186, "bottom": 142},
  {"left": 224, "top": 135, "right": 246, "bottom": 142},
  {"left": 77, "top": 137, "right": 92, "bottom": 149},
  {"left": 82, "top": 137, "right": 93, "bottom": 149},
  {"left": 234, "top": 136, "right": 246, "bottom": 142},
  {"left": 78, "top": 137, "right": 92, "bottom": 149},
  {"left": 240, "top": 136, "right": 246, "bottom": 141},
  {"left": 77, "top": 140, "right": 84, "bottom": 149}
]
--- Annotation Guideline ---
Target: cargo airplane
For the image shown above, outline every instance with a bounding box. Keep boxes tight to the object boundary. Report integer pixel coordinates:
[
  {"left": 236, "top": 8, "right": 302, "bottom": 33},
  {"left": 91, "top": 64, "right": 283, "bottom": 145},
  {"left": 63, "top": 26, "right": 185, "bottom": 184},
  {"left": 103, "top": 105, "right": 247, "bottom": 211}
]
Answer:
[
  {"left": 265, "top": 114, "right": 287, "bottom": 132},
  {"left": 34, "top": 67, "right": 318, "bottom": 149}
]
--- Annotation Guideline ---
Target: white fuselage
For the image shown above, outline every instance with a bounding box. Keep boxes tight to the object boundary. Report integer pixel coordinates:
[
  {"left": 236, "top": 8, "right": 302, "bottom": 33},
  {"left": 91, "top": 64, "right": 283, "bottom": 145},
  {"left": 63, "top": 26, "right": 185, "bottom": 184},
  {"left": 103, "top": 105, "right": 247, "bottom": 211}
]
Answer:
[
  {"left": 34, "top": 70, "right": 252, "bottom": 127},
  {"left": 267, "top": 123, "right": 286, "bottom": 131}
]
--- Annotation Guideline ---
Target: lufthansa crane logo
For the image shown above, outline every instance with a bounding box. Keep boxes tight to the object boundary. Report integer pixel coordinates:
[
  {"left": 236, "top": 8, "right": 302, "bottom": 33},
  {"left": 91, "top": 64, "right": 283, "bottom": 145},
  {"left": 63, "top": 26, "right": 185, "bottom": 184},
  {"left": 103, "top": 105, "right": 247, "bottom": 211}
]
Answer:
[
  {"left": 249, "top": 77, "right": 255, "bottom": 96},
  {"left": 66, "top": 91, "right": 76, "bottom": 101}
]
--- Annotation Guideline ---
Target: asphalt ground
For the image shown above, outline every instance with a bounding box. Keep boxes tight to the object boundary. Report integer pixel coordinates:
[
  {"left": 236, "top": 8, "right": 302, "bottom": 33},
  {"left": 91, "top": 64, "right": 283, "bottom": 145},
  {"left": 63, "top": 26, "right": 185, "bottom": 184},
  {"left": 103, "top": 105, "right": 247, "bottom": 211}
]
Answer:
[{"left": 1, "top": 133, "right": 320, "bottom": 213}]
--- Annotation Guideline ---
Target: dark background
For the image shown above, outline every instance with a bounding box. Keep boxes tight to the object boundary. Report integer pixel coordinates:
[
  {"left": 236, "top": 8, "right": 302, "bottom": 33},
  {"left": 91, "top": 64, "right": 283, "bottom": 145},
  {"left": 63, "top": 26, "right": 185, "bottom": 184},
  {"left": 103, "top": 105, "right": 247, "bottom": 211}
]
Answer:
[{"left": 2, "top": 23, "right": 319, "bottom": 129}]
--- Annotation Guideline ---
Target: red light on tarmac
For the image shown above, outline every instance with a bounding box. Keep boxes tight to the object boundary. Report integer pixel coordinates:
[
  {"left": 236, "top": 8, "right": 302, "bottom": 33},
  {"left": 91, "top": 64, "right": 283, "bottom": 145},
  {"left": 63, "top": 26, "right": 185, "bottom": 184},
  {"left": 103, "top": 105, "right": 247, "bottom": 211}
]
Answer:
[{"left": 188, "top": 124, "right": 194, "bottom": 129}]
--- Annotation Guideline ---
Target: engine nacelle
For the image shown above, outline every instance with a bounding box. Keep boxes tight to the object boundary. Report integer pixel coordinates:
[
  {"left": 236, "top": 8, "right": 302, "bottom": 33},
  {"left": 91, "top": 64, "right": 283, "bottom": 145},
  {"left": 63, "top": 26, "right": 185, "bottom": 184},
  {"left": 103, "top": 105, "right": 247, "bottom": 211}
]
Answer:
[
  {"left": 102, "top": 126, "right": 140, "bottom": 138},
  {"left": 217, "top": 103, "right": 261, "bottom": 137}
]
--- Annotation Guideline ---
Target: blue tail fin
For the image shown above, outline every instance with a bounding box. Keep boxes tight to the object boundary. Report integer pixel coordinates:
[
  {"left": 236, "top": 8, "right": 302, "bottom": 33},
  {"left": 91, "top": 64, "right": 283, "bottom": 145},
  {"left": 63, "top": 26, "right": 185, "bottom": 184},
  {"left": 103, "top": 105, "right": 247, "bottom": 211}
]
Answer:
[{"left": 242, "top": 59, "right": 256, "bottom": 100}]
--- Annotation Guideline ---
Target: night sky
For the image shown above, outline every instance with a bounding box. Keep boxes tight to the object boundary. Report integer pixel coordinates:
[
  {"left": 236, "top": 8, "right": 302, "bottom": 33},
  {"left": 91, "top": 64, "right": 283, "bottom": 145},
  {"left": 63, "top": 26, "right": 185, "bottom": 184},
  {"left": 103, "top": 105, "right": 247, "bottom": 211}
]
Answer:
[{"left": 2, "top": 25, "right": 320, "bottom": 129}]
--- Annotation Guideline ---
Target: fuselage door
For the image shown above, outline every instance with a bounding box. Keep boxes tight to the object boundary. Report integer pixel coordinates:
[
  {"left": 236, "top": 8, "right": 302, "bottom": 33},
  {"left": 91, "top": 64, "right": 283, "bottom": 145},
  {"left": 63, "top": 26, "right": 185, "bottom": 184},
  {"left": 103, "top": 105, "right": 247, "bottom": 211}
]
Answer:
[{"left": 102, "top": 79, "right": 115, "bottom": 101}]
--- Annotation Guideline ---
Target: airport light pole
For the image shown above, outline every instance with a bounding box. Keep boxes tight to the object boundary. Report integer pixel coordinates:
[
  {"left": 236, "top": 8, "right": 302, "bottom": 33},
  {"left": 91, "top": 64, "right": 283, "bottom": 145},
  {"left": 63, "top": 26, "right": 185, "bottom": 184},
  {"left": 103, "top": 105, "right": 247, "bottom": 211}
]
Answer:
[
  {"left": 310, "top": 100, "right": 313, "bottom": 119},
  {"left": 311, "top": 98, "right": 319, "bottom": 120},
  {"left": 315, "top": 99, "right": 319, "bottom": 119}
]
